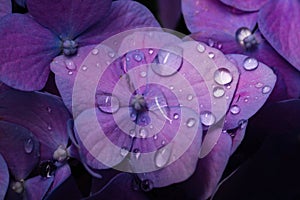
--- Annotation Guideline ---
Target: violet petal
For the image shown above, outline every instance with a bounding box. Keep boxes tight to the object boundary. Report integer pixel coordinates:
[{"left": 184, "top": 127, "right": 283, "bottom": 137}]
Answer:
[
  {"left": 24, "top": 176, "right": 54, "bottom": 200},
  {"left": 219, "top": 0, "right": 269, "bottom": 11},
  {"left": 77, "top": 0, "right": 160, "bottom": 46},
  {"left": 0, "top": 14, "right": 60, "bottom": 91},
  {"left": 0, "top": 154, "right": 9, "bottom": 200},
  {"left": 182, "top": 0, "right": 257, "bottom": 33},
  {"left": 157, "top": 0, "right": 181, "bottom": 29},
  {"left": 0, "top": 90, "right": 71, "bottom": 161},
  {"left": 224, "top": 54, "right": 276, "bottom": 129},
  {"left": 258, "top": 0, "right": 300, "bottom": 71},
  {"left": 0, "top": 0, "right": 11, "bottom": 18},
  {"left": 0, "top": 121, "right": 39, "bottom": 180},
  {"left": 27, "top": 0, "right": 112, "bottom": 39},
  {"left": 48, "top": 164, "right": 71, "bottom": 194}
]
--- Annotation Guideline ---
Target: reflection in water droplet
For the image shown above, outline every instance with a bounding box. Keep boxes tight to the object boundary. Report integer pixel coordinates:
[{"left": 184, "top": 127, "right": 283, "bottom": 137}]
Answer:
[
  {"left": 186, "top": 118, "right": 196, "bottom": 128},
  {"left": 214, "top": 68, "right": 233, "bottom": 85},
  {"left": 120, "top": 147, "right": 129, "bottom": 157},
  {"left": 243, "top": 57, "right": 258, "bottom": 70},
  {"left": 197, "top": 43, "right": 206, "bottom": 53},
  {"left": 213, "top": 86, "right": 225, "bottom": 98},
  {"left": 140, "top": 179, "right": 153, "bottom": 192},
  {"left": 154, "top": 146, "right": 172, "bottom": 168},
  {"left": 96, "top": 94, "right": 120, "bottom": 114},
  {"left": 230, "top": 105, "right": 240, "bottom": 115},
  {"left": 39, "top": 160, "right": 57, "bottom": 178},
  {"left": 24, "top": 138, "right": 34, "bottom": 154},
  {"left": 262, "top": 86, "right": 271, "bottom": 94},
  {"left": 200, "top": 111, "right": 216, "bottom": 126}
]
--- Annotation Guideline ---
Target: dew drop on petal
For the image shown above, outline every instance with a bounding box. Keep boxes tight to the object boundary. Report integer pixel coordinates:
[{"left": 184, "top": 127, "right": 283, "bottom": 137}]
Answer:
[
  {"left": 91, "top": 48, "right": 99, "bottom": 55},
  {"left": 208, "top": 38, "right": 214, "bottom": 47},
  {"left": 154, "top": 146, "right": 172, "bottom": 168},
  {"left": 230, "top": 105, "right": 241, "bottom": 115},
  {"left": 173, "top": 113, "right": 179, "bottom": 120},
  {"left": 65, "top": 60, "right": 76, "bottom": 71},
  {"left": 255, "top": 82, "right": 263, "bottom": 88},
  {"left": 208, "top": 52, "right": 215, "bottom": 59},
  {"left": 140, "top": 71, "right": 147, "bottom": 78},
  {"left": 243, "top": 57, "right": 259, "bottom": 71},
  {"left": 186, "top": 118, "right": 196, "bottom": 128},
  {"left": 108, "top": 51, "right": 115, "bottom": 58},
  {"left": 134, "top": 53, "right": 143, "bottom": 62},
  {"left": 214, "top": 68, "right": 233, "bottom": 85},
  {"left": 238, "top": 119, "right": 247, "bottom": 129},
  {"left": 200, "top": 111, "right": 216, "bottom": 126},
  {"left": 46, "top": 107, "right": 52, "bottom": 113},
  {"left": 148, "top": 49, "right": 154, "bottom": 55},
  {"left": 213, "top": 86, "right": 225, "bottom": 98},
  {"left": 96, "top": 94, "right": 120, "bottom": 114},
  {"left": 82, "top": 65, "right": 88, "bottom": 71},
  {"left": 153, "top": 134, "right": 158, "bottom": 140},
  {"left": 68, "top": 71, "right": 73, "bottom": 75},
  {"left": 120, "top": 147, "right": 129, "bottom": 157},
  {"left": 187, "top": 94, "right": 193, "bottom": 101},
  {"left": 262, "top": 85, "right": 271, "bottom": 94},
  {"left": 197, "top": 43, "right": 206, "bottom": 53},
  {"left": 140, "top": 179, "right": 153, "bottom": 192},
  {"left": 133, "top": 148, "right": 141, "bottom": 159},
  {"left": 129, "top": 129, "right": 136, "bottom": 138},
  {"left": 47, "top": 124, "right": 52, "bottom": 131},
  {"left": 139, "top": 128, "right": 148, "bottom": 139},
  {"left": 24, "top": 138, "right": 33, "bottom": 154}
]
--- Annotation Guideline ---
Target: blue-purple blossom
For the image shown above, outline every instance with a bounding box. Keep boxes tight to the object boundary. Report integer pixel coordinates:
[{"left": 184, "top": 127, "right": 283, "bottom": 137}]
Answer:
[
  {"left": 0, "top": 0, "right": 11, "bottom": 18},
  {"left": 0, "top": 0, "right": 159, "bottom": 91}
]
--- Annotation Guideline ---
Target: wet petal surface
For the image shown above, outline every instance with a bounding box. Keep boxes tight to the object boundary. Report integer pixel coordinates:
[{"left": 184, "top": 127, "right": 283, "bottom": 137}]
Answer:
[{"left": 220, "top": 0, "right": 269, "bottom": 11}]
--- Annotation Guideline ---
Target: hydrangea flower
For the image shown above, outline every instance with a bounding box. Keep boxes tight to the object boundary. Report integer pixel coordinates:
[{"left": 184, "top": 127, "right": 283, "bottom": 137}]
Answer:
[
  {"left": 0, "top": 0, "right": 159, "bottom": 91},
  {"left": 182, "top": 0, "right": 300, "bottom": 102},
  {"left": 0, "top": 88, "right": 74, "bottom": 199},
  {"left": 51, "top": 28, "right": 275, "bottom": 199}
]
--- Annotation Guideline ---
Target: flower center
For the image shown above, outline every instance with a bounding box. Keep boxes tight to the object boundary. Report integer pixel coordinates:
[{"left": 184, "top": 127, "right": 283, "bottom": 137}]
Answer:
[
  {"left": 235, "top": 27, "right": 258, "bottom": 50},
  {"left": 53, "top": 145, "right": 68, "bottom": 162},
  {"left": 62, "top": 39, "right": 78, "bottom": 56},
  {"left": 38, "top": 160, "right": 57, "bottom": 178},
  {"left": 12, "top": 180, "right": 24, "bottom": 194},
  {"left": 131, "top": 94, "right": 148, "bottom": 112}
]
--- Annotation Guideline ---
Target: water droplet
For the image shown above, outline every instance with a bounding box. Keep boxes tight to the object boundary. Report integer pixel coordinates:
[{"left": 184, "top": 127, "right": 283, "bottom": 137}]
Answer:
[
  {"left": 208, "top": 52, "right": 215, "bottom": 59},
  {"left": 140, "top": 71, "right": 147, "bottom": 77},
  {"left": 187, "top": 94, "right": 193, "bottom": 101},
  {"left": 208, "top": 38, "right": 214, "bottom": 47},
  {"left": 154, "top": 146, "right": 172, "bottom": 168},
  {"left": 139, "top": 128, "right": 148, "bottom": 138},
  {"left": 68, "top": 71, "right": 73, "bottom": 75},
  {"left": 96, "top": 94, "right": 120, "bottom": 114},
  {"left": 47, "top": 124, "right": 52, "bottom": 131},
  {"left": 134, "top": 53, "right": 143, "bottom": 62},
  {"left": 235, "top": 27, "right": 258, "bottom": 50},
  {"left": 214, "top": 68, "right": 233, "bottom": 85},
  {"left": 108, "top": 51, "right": 115, "bottom": 58},
  {"left": 230, "top": 105, "right": 240, "bottom": 115},
  {"left": 129, "top": 129, "right": 136, "bottom": 138},
  {"left": 46, "top": 107, "right": 52, "bottom": 113},
  {"left": 169, "top": 85, "right": 174, "bottom": 90},
  {"left": 161, "top": 140, "right": 166, "bottom": 145},
  {"left": 186, "top": 118, "right": 196, "bottom": 128},
  {"left": 213, "top": 86, "right": 225, "bottom": 98},
  {"left": 262, "top": 85, "right": 271, "bottom": 94},
  {"left": 65, "top": 60, "right": 76, "bottom": 71},
  {"left": 120, "top": 147, "right": 129, "bottom": 157},
  {"left": 91, "top": 48, "right": 99, "bottom": 55},
  {"left": 243, "top": 57, "right": 258, "bottom": 70},
  {"left": 238, "top": 119, "right": 247, "bottom": 129},
  {"left": 244, "top": 98, "right": 249, "bottom": 103},
  {"left": 173, "top": 113, "right": 179, "bottom": 120},
  {"left": 140, "top": 179, "right": 153, "bottom": 192},
  {"left": 217, "top": 43, "right": 223, "bottom": 49},
  {"left": 24, "top": 138, "right": 33, "bottom": 154},
  {"left": 197, "top": 43, "right": 206, "bottom": 53},
  {"left": 148, "top": 49, "right": 154, "bottom": 55},
  {"left": 152, "top": 47, "right": 182, "bottom": 76},
  {"left": 133, "top": 148, "right": 141, "bottom": 159},
  {"left": 82, "top": 65, "right": 88, "bottom": 71},
  {"left": 200, "top": 111, "right": 216, "bottom": 126},
  {"left": 39, "top": 160, "right": 57, "bottom": 178},
  {"left": 255, "top": 82, "right": 263, "bottom": 88}
]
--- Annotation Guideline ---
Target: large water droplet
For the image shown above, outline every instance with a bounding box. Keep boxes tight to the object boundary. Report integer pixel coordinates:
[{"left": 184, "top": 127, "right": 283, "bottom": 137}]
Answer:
[
  {"left": 213, "top": 86, "right": 225, "bottom": 98},
  {"left": 262, "top": 85, "right": 271, "bottom": 94},
  {"left": 140, "top": 179, "right": 153, "bottom": 192},
  {"left": 243, "top": 57, "right": 258, "bottom": 71},
  {"left": 139, "top": 128, "right": 148, "bottom": 139},
  {"left": 186, "top": 118, "right": 196, "bottom": 128},
  {"left": 200, "top": 111, "right": 216, "bottom": 126},
  {"left": 197, "top": 43, "right": 206, "bottom": 53},
  {"left": 214, "top": 68, "right": 233, "bottom": 85},
  {"left": 120, "top": 147, "right": 129, "bottom": 157},
  {"left": 65, "top": 60, "right": 76, "bottom": 71},
  {"left": 154, "top": 146, "right": 172, "bottom": 168},
  {"left": 230, "top": 105, "right": 241, "bottom": 115},
  {"left": 152, "top": 47, "right": 183, "bottom": 77},
  {"left": 96, "top": 94, "right": 120, "bottom": 114},
  {"left": 24, "top": 138, "right": 34, "bottom": 154}
]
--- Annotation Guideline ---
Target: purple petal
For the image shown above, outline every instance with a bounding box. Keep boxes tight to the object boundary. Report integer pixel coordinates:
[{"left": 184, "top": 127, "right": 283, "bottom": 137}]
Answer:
[
  {"left": 27, "top": 0, "right": 111, "bottom": 39},
  {"left": 182, "top": 0, "right": 257, "bottom": 33},
  {"left": 157, "top": 0, "right": 181, "bottom": 29},
  {"left": 220, "top": 0, "right": 269, "bottom": 11},
  {"left": 0, "top": 154, "right": 9, "bottom": 200},
  {"left": 0, "top": 90, "right": 71, "bottom": 161},
  {"left": 86, "top": 173, "right": 148, "bottom": 200},
  {"left": 230, "top": 120, "right": 247, "bottom": 154},
  {"left": 25, "top": 176, "right": 54, "bottom": 200},
  {"left": 181, "top": 132, "right": 232, "bottom": 200},
  {"left": 0, "top": 0, "right": 11, "bottom": 18},
  {"left": 0, "top": 14, "right": 60, "bottom": 91},
  {"left": 258, "top": 1, "right": 300, "bottom": 71},
  {"left": 0, "top": 121, "right": 39, "bottom": 180},
  {"left": 77, "top": 0, "right": 160, "bottom": 46},
  {"left": 224, "top": 54, "right": 276, "bottom": 129}
]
